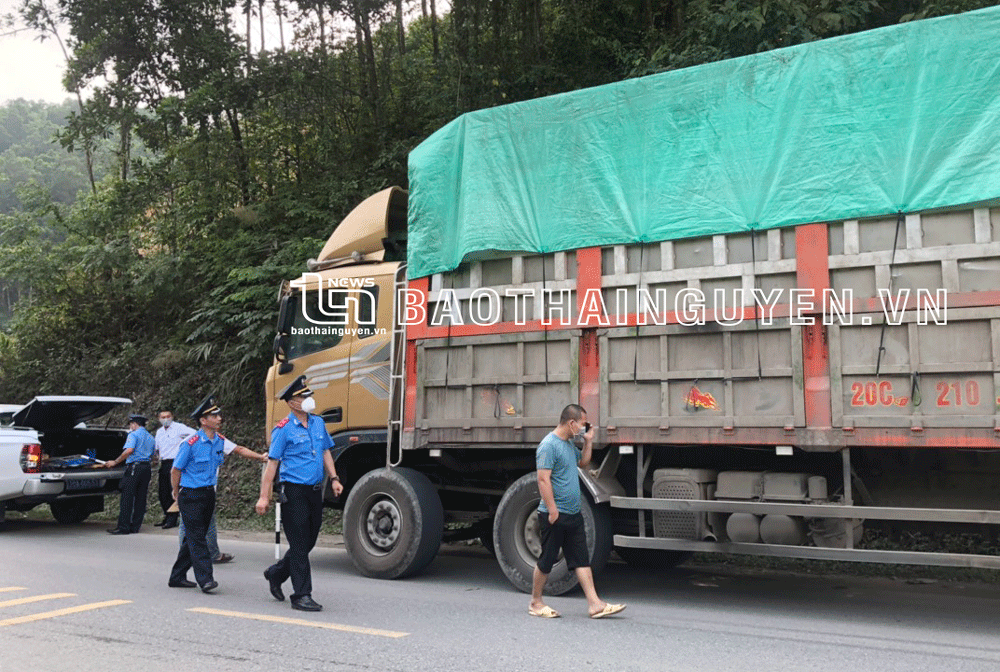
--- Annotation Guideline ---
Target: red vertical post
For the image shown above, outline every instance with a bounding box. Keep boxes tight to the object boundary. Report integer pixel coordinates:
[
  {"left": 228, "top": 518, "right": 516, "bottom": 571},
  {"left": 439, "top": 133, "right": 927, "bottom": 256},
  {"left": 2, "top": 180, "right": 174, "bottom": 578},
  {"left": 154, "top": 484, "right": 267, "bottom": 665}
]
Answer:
[
  {"left": 403, "top": 276, "right": 429, "bottom": 430},
  {"left": 796, "top": 223, "right": 832, "bottom": 428},
  {"left": 576, "top": 247, "right": 603, "bottom": 424}
]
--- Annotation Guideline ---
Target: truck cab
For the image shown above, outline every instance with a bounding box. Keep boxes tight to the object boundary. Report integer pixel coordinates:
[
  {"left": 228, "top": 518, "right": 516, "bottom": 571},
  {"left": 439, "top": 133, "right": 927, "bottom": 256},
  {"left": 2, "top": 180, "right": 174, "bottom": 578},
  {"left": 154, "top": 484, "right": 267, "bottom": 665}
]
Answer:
[{"left": 267, "top": 187, "right": 407, "bottom": 502}]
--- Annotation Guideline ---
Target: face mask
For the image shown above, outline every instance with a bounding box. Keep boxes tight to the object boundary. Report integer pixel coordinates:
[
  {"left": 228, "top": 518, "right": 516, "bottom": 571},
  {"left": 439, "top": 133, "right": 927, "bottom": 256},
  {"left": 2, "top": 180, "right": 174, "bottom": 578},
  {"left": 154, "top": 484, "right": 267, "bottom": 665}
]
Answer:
[
  {"left": 161, "top": 418, "right": 172, "bottom": 428},
  {"left": 300, "top": 397, "right": 317, "bottom": 413}
]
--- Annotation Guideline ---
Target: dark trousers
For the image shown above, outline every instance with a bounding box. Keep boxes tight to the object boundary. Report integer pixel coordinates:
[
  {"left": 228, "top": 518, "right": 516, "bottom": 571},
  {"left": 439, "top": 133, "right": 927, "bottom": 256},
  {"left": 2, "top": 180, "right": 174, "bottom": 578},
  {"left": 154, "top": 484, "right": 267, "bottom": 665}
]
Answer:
[
  {"left": 157, "top": 461, "right": 178, "bottom": 523},
  {"left": 170, "top": 487, "right": 216, "bottom": 587},
  {"left": 116, "top": 461, "right": 151, "bottom": 533},
  {"left": 267, "top": 482, "right": 323, "bottom": 600}
]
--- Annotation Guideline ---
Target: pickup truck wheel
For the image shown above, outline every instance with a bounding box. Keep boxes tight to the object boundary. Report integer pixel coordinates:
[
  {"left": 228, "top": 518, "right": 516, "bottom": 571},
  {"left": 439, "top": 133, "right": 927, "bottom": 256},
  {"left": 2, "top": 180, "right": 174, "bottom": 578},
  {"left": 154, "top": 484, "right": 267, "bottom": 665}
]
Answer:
[
  {"left": 49, "top": 501, "right": 90, "bottom": 525},
  {"left": 343, "top": 467, "right": 444, "bottom": 579},
  {"left": 493, "top": 472, "right": 613, "bottom": 595}
]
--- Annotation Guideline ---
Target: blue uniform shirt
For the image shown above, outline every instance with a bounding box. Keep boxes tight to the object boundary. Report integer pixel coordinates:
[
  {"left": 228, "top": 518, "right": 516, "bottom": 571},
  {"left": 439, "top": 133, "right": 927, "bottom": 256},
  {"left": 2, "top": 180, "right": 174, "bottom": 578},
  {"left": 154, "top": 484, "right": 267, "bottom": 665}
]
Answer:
[
  {"left": 123, "top": 427, "right": 156, "bottom": 464},
  {"left": 536, "top": 432, "right": 582, "bottom": 515},
  {"left": 269, "top": 413, "right": 333, "bottom": 485},
  {"left": 173, "top": 429, "right": 226, "bottom": 488}
]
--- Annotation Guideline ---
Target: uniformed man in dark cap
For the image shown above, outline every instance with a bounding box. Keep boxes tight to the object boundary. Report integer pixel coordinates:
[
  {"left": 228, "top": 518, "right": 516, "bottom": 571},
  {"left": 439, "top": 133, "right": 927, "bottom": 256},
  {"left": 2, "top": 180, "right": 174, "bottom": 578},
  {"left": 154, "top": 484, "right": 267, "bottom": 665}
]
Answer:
[
  {"left": 167, "top": 395, "right": 229, "bottom": 593},
  {"left": 256, "top": 375, "right": 343, "bottom": 611},
  {"left": 104, "top": 413, "right": 156, "bottom": 535}
]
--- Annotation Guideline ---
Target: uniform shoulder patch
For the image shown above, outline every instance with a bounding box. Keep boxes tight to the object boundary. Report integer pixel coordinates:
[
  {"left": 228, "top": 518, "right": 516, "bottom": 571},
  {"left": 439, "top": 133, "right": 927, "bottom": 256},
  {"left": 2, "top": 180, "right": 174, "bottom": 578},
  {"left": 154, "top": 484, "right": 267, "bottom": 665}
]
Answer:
[
  {"left": 186, "top": 435, "right": 198, "bottom": 445},
  {"left": 275, "top": 417, "right": 290, "bottom": 429}
]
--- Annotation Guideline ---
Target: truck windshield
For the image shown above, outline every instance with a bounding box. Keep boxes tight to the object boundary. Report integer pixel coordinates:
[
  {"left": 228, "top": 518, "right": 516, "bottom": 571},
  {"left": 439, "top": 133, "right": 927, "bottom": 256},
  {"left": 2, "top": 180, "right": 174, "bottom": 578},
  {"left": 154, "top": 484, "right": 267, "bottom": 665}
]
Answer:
[{"left": 286, "top": 291, "right": 347, "bottom": 359}]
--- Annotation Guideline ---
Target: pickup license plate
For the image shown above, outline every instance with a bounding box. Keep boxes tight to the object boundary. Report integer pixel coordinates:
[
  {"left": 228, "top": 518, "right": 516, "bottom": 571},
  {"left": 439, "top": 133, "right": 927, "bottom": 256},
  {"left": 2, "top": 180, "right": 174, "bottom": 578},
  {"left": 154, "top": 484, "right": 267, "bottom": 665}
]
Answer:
[{"left": 65, "top": 479, "right": 104, "bottom": 491}]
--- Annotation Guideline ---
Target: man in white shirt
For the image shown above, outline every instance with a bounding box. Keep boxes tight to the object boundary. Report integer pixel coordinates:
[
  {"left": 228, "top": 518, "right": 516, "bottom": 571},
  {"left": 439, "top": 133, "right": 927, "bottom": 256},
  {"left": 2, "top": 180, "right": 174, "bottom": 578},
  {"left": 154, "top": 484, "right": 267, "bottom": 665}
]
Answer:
[{"left": 153, "top": 410, "right": 195, "bottom": 529}]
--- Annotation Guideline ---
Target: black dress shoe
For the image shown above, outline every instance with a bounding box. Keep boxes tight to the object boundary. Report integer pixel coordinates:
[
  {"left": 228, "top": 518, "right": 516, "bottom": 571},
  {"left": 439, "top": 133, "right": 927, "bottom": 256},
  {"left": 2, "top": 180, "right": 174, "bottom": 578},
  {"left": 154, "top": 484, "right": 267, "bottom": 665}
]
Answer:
[
  {"left": 168, "top": 579, "right": 197, "bottom": 588},
  {"left": 264, "top": 569, "right": 284, "bottom": 601},
  {"left": 291, "top": 596, "right": 322, "bottom": 612},
  {"left": 161, "top": 520, "right": 178, "bottom": 530},
  {"left": 200, "top": 580, "right": 218, "bottom": 593},
  {"left": 107, "top": 528, "right": 129, "bottom": 535}
]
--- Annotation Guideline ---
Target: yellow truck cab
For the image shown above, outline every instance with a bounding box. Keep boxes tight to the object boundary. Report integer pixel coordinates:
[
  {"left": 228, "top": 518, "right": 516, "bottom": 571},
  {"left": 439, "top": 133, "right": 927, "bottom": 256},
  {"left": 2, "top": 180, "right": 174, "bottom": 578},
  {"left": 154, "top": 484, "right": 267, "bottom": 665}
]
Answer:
[{"left": 267, "top": 187, "right": 407, "bottom": 497}]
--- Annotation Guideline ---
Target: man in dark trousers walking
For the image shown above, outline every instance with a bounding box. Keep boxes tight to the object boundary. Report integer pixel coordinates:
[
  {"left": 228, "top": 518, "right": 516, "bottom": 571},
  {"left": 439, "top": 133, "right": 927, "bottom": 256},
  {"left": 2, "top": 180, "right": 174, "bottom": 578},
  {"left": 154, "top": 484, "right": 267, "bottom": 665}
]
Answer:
[
  {"left": 152, "top": 409, "right": 195, "bottom": 529},
  {"left": 528, "top": 404, "right": 625, "bottom": 619},
  {"left": 104, "top": 414, "right": 156, "bottom": 535},
  {"left": 256, "top": 375, "right": 343, "bottom": 612},
  {"left": 167, "top": 395, "right": 229, "bottom": 593}
]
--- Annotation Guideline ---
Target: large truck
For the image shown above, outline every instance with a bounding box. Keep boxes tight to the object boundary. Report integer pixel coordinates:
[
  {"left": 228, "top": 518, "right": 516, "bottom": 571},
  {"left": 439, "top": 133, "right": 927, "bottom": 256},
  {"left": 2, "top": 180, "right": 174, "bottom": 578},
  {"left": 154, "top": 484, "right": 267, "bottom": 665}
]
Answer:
[{"left": 266, "top": 7, "right": 1000, "bottom": 593}]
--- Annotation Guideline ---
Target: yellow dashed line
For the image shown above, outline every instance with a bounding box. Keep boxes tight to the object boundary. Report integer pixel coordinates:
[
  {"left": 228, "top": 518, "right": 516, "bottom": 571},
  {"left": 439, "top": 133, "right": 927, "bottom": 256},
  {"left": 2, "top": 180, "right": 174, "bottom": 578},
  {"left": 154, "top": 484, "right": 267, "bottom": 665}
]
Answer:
[
  {"left": 0, "top": 593, "right": 75, "bottom": 608},
  {"left": 0, "top": 587, "right": 26, "bottom": 594},
  {"left": 188, "top": 607, "right": 410, "bottom": 638},
  {"left": 0, "top": 600, "right": 131, "bottom": 627}
]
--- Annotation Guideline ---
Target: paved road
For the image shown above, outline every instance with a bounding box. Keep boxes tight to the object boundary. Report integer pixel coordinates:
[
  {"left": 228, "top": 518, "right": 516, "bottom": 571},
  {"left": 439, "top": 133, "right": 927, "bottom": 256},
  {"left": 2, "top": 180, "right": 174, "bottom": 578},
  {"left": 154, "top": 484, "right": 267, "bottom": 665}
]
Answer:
[{"left": 2, "top": 518, "right": 1000, "bottom": 672}]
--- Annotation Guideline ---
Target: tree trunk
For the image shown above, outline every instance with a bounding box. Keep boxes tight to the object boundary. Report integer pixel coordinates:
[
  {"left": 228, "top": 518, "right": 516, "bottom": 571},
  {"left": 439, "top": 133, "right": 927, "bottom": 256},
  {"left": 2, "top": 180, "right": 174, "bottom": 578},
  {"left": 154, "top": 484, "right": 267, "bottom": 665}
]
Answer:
[
  {"left": 224, "top": 108, "right": 252, "bottom": 206},
  {"left": 351, "top": 0, "right": 380, "bottom": 125},
  {"left": 396, "top": 0, "right": 405, "bottom": 56},
  {"left": 275, "top": 0, "right": 285, "bottom": 50},
  {"left": 36, "top": 3, "right": 96, "bottom": 193},
  {"left": 245, "top": 0, "right": 252, "bottom": 59},
  {"left": 259, "top": 0, "right": 266, "bottom": 51},
  {"left": 118, "top": 113, "right": 131, "bottom": 183},
  {"left": 430, "top": 0, "right": 440, "bottom": 61},
  {"left": 318, "top": 4, "right": 327, "bottom": 56}
]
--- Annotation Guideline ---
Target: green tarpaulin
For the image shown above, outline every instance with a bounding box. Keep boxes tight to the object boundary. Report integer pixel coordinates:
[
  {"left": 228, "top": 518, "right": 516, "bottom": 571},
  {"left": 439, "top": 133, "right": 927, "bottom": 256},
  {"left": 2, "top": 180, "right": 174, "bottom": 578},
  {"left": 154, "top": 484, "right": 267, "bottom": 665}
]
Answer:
[{"left": 407, "top": 7, "right": 1000, "bottom": 279}]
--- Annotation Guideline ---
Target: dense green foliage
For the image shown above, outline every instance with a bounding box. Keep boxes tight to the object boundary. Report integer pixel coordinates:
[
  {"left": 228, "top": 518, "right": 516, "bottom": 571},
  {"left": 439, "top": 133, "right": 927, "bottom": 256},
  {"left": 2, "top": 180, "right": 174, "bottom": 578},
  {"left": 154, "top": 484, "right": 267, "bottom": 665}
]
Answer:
[{"left": 1, "top": 0, "right": 995, "bottom": 443}]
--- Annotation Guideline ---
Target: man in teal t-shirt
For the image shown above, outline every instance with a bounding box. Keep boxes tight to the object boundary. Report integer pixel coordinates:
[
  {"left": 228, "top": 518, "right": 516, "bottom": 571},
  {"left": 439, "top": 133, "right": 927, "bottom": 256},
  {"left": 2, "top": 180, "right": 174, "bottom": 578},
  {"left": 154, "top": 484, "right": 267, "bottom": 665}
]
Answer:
[{"left": 529, "top": 404, "right": 626, "bottom": 620}]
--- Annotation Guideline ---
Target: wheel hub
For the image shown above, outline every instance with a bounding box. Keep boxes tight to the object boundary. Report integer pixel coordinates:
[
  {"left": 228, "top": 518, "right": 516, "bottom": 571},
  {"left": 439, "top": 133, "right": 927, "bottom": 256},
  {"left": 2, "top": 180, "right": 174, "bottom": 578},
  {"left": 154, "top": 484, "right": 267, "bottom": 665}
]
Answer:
[{"left": 365, "top": 498, "right": 401, "bottom": 550}]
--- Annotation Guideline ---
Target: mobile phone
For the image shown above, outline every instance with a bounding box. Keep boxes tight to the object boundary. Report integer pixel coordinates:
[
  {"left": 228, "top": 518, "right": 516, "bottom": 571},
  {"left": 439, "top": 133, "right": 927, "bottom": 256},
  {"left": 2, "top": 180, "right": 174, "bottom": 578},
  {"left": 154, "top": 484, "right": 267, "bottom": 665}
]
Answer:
[{"left": 584, "top": 422, "right": 592, "bottom": 432}]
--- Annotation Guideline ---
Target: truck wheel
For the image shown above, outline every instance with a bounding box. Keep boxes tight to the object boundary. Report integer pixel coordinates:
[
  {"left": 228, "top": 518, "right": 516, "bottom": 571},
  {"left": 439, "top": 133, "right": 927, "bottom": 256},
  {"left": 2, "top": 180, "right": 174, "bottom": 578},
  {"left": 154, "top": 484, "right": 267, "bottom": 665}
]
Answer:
[
  {"left": 615, "top": 547, "right": 690, "bottom": 570},
  {"left": 49, "top": 501, "right": 90, "bottom": 524},
  {"left": 343, "top": 467, "right": 444, "bottom": 579},
  {"left": 493, "top": 472, "right": 613, "bottom": 595}
]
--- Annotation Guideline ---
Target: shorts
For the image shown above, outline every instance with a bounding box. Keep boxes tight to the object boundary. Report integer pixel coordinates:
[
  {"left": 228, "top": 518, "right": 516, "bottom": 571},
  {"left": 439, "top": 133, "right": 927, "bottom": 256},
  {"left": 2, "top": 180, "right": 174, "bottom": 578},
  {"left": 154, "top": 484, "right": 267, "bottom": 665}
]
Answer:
[{"left": 536, "top": 510, "right": 590, "bottom": 574}]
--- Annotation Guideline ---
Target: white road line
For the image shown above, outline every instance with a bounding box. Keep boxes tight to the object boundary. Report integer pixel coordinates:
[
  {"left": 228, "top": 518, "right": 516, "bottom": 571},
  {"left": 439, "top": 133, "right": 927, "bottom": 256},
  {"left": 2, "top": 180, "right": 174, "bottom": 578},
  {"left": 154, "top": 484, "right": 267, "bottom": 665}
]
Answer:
[
  {"left": 188, "top": 607, "right": 410, "bottom": 638},
  {"left": 0, "top": 593, "right": 75, "bottom": 608},
  {"left": 0, "top": 600, "right": 131, "bottom": 627}
]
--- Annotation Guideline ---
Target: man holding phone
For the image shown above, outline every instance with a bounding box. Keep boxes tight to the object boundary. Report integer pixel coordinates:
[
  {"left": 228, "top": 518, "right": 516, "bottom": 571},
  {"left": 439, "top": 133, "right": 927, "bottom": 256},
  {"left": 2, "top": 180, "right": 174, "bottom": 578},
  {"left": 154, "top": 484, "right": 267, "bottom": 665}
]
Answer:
[{"left": 528, "top": 404, "right": 626, "bottom": 619}]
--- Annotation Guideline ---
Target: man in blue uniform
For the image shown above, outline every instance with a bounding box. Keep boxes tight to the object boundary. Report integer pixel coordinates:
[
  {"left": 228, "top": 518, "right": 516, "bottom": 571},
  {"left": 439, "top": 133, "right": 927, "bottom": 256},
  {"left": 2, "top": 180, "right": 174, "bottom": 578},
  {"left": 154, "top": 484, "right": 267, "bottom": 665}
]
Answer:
[
  {"left": 167, "top": 396, "right": 228, "bottom": 593},
  {"left": 104, "top": 414, "right": 156, "bottom": 535},
  {"left": 256, "top": 375, "right": 343, "bottom": 612}
]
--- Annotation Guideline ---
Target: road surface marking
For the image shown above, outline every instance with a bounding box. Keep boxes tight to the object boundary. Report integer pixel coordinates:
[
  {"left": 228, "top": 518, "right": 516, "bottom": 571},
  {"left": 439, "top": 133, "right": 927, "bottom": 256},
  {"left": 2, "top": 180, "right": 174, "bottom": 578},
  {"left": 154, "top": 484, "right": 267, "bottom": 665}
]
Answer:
[
  {"left": 0, "top": 587, "right": 26, "bottom": 593},
  {"left": 0, "top": 593, "right": 75, "bottom": 608},
  {"left": 188, "top": 607, "right": 410, "bottom": 638},
  {"left": 0, "top": 600, "right": 131, "bottom": 627}
]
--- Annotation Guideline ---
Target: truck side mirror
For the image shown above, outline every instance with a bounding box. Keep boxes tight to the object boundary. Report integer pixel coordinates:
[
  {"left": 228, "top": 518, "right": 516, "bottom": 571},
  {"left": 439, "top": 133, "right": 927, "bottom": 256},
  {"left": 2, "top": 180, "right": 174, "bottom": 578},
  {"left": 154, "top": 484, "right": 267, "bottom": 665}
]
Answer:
[{"left": 273, "top": 333, "right": 289, "bottom": 362}]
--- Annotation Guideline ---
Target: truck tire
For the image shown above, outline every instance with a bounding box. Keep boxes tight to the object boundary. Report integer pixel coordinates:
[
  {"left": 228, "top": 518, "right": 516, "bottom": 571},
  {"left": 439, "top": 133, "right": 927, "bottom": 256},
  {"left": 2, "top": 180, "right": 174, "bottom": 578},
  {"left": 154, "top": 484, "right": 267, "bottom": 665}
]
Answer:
[
  {"left": 49, "top": 501, "right": 90, "bottom": 525},
  {"left": 493, "top": 472, "right": 613, "bottom": 595},
  {"left": 343, "top": 467, "right": 444, "bottom": 579}
]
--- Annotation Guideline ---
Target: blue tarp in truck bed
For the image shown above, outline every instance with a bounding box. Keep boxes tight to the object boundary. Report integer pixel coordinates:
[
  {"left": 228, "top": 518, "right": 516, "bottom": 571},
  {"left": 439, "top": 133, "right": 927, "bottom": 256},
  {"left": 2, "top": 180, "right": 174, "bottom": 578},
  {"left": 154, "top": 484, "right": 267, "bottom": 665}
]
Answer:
[{"left": 406, "top": 6, "right": 1000, "bottom": 279}]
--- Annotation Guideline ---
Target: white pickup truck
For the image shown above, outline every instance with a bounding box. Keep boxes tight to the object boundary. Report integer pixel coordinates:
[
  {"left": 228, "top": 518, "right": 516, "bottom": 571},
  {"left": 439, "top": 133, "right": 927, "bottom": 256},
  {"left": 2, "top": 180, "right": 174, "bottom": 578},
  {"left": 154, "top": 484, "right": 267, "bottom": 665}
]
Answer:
[{"left": 0, "top": 397, "right": 132, "bottom": 525}]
